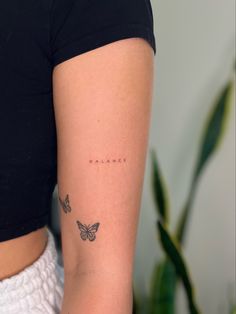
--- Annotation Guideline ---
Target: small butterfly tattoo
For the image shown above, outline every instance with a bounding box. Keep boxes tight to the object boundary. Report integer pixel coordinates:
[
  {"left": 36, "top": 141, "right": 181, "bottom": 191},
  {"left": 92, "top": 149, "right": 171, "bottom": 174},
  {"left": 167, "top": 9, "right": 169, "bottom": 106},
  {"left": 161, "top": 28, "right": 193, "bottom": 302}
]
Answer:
[
  {"left": 59, "top": 194, "right": 72, "bottom": 213},
  {"left": 76, "top": 220, "right": 100, "bottom": 241}
]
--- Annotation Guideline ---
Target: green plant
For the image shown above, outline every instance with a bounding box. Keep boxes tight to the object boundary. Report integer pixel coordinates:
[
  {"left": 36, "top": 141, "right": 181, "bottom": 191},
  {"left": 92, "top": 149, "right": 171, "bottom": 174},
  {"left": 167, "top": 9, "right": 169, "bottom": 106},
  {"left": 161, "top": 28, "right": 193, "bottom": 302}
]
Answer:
[
  {"left": 230, "top": 305, "right": 236, "bottom": 314},
  {"left": 134, "top": 65, "right": 235, "bottom": 314},
  {"left": 228, "top": 284, "right": 236, "bottom": 314}
]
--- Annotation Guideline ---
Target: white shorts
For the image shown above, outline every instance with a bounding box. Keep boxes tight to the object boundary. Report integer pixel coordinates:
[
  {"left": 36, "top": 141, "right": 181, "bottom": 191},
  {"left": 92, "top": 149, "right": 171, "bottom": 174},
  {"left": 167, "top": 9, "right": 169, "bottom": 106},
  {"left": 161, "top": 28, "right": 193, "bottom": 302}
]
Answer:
[{"left": 0, "top": 228, "right": 64, "bottom": 314}]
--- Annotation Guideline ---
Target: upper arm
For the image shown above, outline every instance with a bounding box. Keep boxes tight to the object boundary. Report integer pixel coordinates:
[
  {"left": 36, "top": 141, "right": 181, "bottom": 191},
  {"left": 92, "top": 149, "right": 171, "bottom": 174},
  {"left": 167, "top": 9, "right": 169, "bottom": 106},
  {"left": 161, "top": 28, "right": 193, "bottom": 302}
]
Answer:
[
  {"left": 53, "top": 39, "right": 154, "bottom": 278},
  {"left": 51, "top": 0, "right": 156, "bottom": 279}
]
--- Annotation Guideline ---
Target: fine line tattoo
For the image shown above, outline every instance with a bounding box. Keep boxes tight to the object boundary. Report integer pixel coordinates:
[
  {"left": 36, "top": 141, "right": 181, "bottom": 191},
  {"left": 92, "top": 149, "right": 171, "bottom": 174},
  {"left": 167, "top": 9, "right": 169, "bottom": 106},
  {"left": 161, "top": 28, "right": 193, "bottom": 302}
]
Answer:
[
  {"left": 59, "top": 194, "right": 72, "bottom": 214},
  {"left": 89, "top": 158, "right": 126, "bottom": 164},
  {"left": 76, "top": 220, "right": 100, "bottom": 241}
]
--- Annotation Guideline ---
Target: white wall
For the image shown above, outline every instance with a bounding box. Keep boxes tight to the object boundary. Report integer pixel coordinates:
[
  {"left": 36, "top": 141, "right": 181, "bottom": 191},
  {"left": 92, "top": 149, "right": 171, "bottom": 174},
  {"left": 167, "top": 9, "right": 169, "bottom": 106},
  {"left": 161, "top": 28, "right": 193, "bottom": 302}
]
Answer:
[{"left": 134, "top": 1, "right": 235, "bottom": 313}]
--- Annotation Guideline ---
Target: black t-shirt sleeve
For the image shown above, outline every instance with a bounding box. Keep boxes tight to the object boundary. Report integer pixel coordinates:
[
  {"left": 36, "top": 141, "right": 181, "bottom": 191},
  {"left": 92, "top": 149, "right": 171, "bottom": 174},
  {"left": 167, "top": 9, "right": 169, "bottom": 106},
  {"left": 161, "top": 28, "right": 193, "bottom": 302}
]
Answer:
[{"left": 50, "top": 0, "right": 157, "bottom": 67}]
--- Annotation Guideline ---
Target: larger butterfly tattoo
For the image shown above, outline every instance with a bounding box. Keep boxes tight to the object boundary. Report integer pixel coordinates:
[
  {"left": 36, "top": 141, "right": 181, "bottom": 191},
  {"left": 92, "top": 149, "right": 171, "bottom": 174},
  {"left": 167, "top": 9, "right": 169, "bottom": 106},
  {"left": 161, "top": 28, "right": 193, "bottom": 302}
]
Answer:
[
  {"left": 59, "top": 194, "right": 72, "bottom": 213},
  {"left": 76, "top": 220, "right": 100, "bottom": 241}
]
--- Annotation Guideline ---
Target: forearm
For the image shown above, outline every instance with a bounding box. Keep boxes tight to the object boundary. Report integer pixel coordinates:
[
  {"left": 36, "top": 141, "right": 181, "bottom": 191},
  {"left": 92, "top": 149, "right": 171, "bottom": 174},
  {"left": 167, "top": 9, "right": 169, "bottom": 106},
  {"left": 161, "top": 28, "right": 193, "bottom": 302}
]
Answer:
[{"left": 60, "top": 270, "right": 133, "bottom": 314}]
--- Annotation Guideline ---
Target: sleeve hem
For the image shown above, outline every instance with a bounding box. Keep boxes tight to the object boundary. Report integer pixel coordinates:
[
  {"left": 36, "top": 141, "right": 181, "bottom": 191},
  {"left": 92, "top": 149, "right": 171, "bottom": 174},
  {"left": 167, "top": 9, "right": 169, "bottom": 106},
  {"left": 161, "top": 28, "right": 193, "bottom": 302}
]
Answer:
[{"left": 51, "top": 23, "right": 156, "bottom": 68}]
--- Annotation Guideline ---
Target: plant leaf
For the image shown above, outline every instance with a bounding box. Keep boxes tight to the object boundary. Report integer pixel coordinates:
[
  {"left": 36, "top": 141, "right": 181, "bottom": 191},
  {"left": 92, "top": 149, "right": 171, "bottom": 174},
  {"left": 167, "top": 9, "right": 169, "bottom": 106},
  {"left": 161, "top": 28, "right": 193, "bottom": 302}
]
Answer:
[
  {"left": 149, "top": 259, "right": 177, "bottom": 314},
  {"left": 132, "top": 286, "right": 149, "bottom": 314},
  {"left": 230, "top": 306, "right": 236, "bottom": 314},
  {"left": 140, "top": 296, "right": 150, "bottom": 314},
  {"left": 158, "top": 221, "right": 201, "bottom": 314},
  {"left": 176, "top": 79, "right": 234, "bottom": 243},
  {"left": 150, "top": 148, "right": 170, "bottom": 224},
  {"left": 133, "top": 284, "right": 140, "bottom": 314},
  {"left": 193, "top": 80, "right": 233, "bottom": 181}
]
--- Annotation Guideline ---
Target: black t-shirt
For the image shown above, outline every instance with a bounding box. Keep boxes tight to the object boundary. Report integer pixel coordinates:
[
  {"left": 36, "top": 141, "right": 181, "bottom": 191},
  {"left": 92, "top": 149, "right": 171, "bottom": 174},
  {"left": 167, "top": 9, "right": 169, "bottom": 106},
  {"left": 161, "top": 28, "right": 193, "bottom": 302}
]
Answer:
[{"left": 0, "top": 0, "right": 156, "bottom": 242}]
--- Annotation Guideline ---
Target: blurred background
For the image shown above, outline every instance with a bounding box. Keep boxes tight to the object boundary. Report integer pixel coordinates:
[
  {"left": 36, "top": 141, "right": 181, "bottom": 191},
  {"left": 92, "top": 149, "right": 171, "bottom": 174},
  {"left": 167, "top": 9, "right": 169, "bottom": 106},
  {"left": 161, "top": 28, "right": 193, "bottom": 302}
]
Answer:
[{"left": 50, "top": 1, "right": 235, "bottom": 313}]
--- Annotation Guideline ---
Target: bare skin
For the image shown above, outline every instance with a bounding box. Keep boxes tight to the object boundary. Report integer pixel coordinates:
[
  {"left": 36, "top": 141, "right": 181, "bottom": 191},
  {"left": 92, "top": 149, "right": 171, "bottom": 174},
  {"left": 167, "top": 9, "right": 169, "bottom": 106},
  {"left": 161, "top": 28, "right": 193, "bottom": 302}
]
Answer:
[
  {"left": 0, "top": 227, "right": 48, "bottom": 280},
  {"left": 53, "top": 37, "right": 154, "bottom": 314}
]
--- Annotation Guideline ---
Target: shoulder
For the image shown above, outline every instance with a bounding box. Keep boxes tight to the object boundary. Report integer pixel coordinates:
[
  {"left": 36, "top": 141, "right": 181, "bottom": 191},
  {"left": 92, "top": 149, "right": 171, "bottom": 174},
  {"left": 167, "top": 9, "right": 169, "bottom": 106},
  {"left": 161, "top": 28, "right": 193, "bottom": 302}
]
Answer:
[{"left": 49, "top": 0, "right": 156, "bottom": 68}]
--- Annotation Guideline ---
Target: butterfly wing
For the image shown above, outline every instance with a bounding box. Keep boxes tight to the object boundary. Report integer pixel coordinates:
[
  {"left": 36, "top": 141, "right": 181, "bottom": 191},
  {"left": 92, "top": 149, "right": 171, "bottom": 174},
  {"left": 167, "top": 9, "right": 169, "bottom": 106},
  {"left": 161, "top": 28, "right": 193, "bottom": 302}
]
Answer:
[
  {"left": 77, "top": 220, "right": 89, "bottom": 241},
  {"left": 59, "top": 194, "right": 72, "bottom": 213},
  {"left": 88, "top": 222, "right": 100, "bottom": 232},
  {"left": 77, "top": 220, "right": 88, "bottom": 232},
  {"left": 59, "top": 197, "right": 67, "bottom": 213},
  {"left": 80, "top": 231, "right": 88, "bottom": 241},
  {"left": 64, "top": 194, "right": 72, "bottom": 212},
  {"left": 87, "top": 222, "right": 100, "bottom": 241},
  {"left": 87, "top": 232, "right": 96, "bottom": 241}
]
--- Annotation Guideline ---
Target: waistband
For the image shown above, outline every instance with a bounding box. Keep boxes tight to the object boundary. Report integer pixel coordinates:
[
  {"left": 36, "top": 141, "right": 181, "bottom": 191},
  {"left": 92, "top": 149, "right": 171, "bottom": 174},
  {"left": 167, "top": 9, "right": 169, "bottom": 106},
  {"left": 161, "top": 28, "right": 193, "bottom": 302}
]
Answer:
[{"left": 0, "top": 228, "right": 64, "bottom": 313}]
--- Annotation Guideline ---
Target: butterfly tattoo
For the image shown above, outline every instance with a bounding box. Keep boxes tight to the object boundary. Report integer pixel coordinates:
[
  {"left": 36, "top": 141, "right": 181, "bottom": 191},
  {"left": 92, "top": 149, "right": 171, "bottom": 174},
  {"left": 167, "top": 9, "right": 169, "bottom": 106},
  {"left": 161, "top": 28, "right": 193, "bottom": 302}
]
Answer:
[
  {"left": 59, "top": 194, "right": 72, "bottom": 213},
  {"left": 76, "top": 220, "right": 100, "bottom": 241}
]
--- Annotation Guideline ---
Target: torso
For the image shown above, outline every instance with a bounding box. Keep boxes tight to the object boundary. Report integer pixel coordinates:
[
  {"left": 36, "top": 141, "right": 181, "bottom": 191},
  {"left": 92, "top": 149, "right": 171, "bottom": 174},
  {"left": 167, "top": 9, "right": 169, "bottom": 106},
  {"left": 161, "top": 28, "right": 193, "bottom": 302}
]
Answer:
[
  {"left": 0, "top": 227, "right": 48, "bottom": 280},
  {"left": 0, "top": 0, "right": 57, "bottom": 258}
]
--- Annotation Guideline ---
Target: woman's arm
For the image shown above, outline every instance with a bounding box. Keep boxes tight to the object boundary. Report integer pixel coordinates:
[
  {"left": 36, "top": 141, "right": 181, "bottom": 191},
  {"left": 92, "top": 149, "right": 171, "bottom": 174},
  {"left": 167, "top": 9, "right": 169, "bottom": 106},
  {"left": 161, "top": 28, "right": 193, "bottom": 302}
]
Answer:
[{"left": 52, "top": 37, "right": 155, "bottom": 314}]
